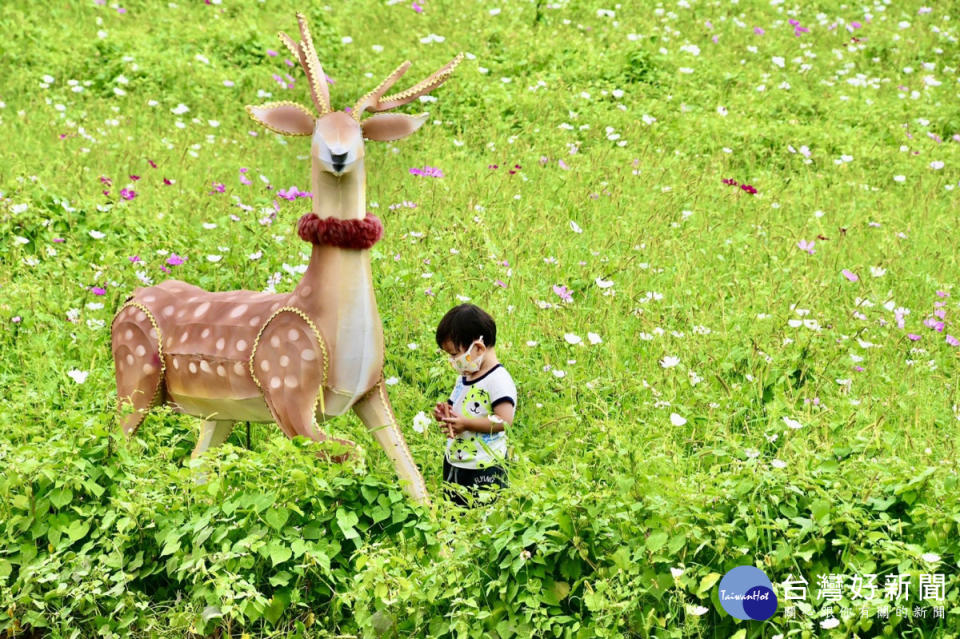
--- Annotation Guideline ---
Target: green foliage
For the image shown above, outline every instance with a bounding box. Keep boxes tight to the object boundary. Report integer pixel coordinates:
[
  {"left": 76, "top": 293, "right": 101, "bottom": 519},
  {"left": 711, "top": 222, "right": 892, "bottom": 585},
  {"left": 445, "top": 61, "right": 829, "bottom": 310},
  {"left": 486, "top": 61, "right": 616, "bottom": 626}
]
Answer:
[{"left": 1, "top": 0, "right": 959, "bottom": 636}]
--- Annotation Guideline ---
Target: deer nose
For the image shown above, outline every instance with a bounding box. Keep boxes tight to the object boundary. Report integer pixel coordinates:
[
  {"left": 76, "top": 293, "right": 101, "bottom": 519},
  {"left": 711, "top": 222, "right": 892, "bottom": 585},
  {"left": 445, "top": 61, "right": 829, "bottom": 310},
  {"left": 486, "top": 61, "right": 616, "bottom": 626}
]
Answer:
[{"left": 331, "top": 152, "right": 348, "bottom": 172}]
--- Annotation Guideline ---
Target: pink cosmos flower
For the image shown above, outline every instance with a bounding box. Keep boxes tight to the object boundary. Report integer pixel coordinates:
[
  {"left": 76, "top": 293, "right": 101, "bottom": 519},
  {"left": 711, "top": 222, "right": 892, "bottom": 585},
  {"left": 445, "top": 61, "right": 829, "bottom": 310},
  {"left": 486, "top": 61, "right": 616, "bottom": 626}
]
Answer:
[
  {"left": 209, "top": 182, "right": 225, "bottom": 194},
  {"left": 166, "top": 254, "right": 186, "bottom": 266},
  {"left": 53, "top": 238, "right": 65, "bottom": 243},
  {"left": 91, "top": 286, "right": 107, "bottom": 296},
  {"left": 412, "top": 1, "right": 423, "bottom": 11},
  {"left": 907, "top": 334, "right": 921, "bottom": 341},
  {"left": 148, "top": 159, "right": 157, "bottom": 168},
  {"left": 936, "top": 290, "right": 949, "bottom": 297},
  {"left": 129, "top": 255, "right": 141, "bottom": 263},
  {"left": 267, "top": 49, "right": 278, "bottom": 57},
  {"left": 558, "top": 160, "right": 569, "bottom": 170},
  {"left": 553, "top": 284, "right": 573, "bottom": 302},
  {"left": 163, "top": 178, "right": 172, "bottom": 185},
  {"left": 841, "top": 269, "right": 859, "bottom": 282},
  {"left": 100, "top": 176, "right": 112, "bottom": 186},
  {"left": 129, "top": 174, "right": 140, "bottom": 181},
  {"left": 740, "top": 184, "right": 757, "bottom": 194},
  {"left": 947, "top": 335, "right": 959, "bottom": 347},
  {"left": 120, "top": 188, "right": 137, "bottom": 200},
  {"left": 160, "top": 265, "right": 170, "bottom": 273},
  {"left": 797, "top": 240, "right": 815, "bottom": 254},
  {"left": 494, "top": 279, "right": 507, "bottom": 289},
  {"left": 754, "top": 27, "right": 765, "bottom": 35}
]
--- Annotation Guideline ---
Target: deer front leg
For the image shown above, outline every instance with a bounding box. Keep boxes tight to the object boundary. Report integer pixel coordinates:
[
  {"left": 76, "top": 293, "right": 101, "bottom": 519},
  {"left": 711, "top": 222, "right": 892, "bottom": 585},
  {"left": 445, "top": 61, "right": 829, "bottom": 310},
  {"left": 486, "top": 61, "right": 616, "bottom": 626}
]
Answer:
[
  {"left": 353, "top": 376, "right": 431, "bottom": 505},
  {"left": 251, "top": 309, "right": 355, "bottom": 462}
]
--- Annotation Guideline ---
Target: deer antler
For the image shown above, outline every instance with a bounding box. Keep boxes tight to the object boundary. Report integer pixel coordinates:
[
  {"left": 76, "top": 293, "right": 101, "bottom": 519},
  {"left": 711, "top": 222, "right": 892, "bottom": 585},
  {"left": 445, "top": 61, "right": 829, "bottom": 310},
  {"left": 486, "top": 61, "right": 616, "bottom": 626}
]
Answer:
[
  {"left": 351, "top": 52, "right": 464, "bottom": 121},
  {"left": 285, "top": 12, "right": 330, "bottom": 116}
]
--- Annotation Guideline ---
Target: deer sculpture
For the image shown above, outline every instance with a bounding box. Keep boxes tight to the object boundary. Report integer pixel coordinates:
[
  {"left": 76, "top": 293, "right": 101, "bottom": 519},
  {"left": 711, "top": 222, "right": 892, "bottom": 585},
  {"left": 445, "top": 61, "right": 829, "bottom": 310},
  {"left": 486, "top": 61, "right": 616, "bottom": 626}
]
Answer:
[{"left": 110, "top": 12, "right": 463, "bottom": 505}]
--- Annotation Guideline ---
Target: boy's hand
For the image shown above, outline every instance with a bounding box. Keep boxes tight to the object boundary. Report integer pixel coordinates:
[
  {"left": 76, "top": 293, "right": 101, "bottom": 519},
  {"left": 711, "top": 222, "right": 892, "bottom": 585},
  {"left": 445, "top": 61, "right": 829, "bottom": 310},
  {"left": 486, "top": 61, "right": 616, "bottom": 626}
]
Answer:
[
  {"left": 433, "top": 401, "right": 451, "bottom": 422},
  {"left": 441, "top": 414, "right": 470, "bottom": 436}
]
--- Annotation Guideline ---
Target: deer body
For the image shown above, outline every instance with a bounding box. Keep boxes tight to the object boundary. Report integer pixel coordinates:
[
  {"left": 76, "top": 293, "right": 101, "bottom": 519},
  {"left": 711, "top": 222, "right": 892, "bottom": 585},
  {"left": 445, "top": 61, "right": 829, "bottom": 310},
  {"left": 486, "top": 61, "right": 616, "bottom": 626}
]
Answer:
[{"left": 111, "top": 13, "right": 463, "bottom": 505}]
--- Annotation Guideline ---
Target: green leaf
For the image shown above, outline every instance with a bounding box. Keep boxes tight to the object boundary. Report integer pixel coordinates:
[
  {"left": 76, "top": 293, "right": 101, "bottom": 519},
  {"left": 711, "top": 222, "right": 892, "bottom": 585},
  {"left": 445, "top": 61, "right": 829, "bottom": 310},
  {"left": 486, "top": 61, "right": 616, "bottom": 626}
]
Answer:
[
  {"left": 265, "top": 507, "right": 290, "bottom": 531},
  {"left": 698, "top": 572, "right": 722, "bottom": 595},
  {"left": 201, "top": 606, "right": 222, "bottom": 623},
  {"left": 646, "top": 531, "right": 668, "bottom": 553},
  {"left": 49, "top": 488, "right": 73, "bottom": 509},
  {"left": 268, "top": 543, "right": 292, "bottom": 567},
  {"left": 66, "top": 519, "right": 90, "bottom": 543},
  {"left": 263, "top": 591, "right": 289, "bottom": 626}
]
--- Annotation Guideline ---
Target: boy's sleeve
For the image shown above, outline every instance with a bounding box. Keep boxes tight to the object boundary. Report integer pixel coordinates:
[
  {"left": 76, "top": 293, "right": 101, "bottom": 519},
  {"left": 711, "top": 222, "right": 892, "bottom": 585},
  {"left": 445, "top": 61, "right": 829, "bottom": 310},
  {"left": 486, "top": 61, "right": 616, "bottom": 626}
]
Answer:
[{"left": 488, "top": 368, "right": 517, "bottom": 409}]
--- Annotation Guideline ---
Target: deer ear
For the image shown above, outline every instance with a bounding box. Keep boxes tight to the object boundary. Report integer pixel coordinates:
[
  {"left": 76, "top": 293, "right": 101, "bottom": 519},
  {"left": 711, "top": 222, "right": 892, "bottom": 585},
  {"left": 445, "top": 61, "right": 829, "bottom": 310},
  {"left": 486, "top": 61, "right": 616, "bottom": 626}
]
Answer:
[
  {"left": 361, "top": 113, "right": 429, "bottom": 141},
  {"left": 245, "top": 102, "right": 316, "bottom": 136}
]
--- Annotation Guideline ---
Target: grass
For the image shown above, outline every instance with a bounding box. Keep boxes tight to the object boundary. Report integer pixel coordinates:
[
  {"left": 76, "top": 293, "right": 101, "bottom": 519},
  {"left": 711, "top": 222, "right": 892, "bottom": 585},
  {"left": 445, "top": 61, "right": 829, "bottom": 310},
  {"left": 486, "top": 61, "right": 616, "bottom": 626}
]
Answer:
[{"left": 0, "top": 0, "right": 958, "bottom": 637}]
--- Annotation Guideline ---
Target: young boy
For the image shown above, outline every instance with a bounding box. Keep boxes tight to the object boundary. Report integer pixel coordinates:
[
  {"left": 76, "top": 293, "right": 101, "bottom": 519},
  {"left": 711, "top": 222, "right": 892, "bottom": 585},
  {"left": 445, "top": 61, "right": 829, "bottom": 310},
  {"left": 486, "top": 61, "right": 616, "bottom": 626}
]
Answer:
[{"left": 433, "top": 303, "right": 516, "bottom": 507}]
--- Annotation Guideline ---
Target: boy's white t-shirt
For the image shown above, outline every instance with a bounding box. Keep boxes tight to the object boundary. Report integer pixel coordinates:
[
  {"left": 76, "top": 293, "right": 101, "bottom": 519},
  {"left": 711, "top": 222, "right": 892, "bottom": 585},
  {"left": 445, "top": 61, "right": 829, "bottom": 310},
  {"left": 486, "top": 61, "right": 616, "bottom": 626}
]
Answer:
[{"left": 445, "top": 363, "right": 516, "bottom": 470}]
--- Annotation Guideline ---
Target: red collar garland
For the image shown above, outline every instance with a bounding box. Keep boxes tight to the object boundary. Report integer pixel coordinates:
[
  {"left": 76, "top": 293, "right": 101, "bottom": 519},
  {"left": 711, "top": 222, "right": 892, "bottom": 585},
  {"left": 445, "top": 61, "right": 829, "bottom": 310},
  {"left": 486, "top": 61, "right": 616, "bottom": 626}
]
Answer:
[{"left": 297, "top": 212, "right": 383, "bottom": 249}]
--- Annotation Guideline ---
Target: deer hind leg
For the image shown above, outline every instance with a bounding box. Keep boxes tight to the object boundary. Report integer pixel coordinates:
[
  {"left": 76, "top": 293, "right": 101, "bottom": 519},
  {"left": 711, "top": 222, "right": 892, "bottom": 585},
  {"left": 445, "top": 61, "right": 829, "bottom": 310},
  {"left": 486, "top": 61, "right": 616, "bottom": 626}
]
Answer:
[
  {"left": 353, "top": 376, "right": 431, "bottom": 505},
  {"left": 192, "top": 420, "right": 235, "bottom": 459},
  {"left": 251, "top": 309, "right": 355, "bottom": 461},
  {"left": 111, "top": 303, "right": 165, "bottom": 435}
]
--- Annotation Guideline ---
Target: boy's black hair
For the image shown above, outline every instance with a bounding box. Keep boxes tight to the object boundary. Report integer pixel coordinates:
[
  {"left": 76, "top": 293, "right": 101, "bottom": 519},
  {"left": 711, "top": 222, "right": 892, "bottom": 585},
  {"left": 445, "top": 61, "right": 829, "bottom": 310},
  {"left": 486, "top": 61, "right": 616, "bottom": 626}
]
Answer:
[{"left": 435, "top": 304, "right": 497, "bottom": 351}]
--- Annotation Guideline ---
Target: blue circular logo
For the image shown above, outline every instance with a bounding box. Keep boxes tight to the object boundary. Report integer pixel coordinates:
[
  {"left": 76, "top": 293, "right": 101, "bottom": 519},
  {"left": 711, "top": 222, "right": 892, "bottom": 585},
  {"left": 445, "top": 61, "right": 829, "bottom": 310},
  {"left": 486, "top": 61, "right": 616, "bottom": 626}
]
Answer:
[{"left": 717, "top": 566, "right": 778, "bottom": 620}]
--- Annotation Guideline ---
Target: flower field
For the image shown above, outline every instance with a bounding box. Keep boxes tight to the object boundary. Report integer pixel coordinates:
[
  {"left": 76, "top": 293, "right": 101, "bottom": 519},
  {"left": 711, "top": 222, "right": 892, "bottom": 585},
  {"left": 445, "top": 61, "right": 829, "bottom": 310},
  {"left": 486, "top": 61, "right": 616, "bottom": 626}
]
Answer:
[{"left": 1, "top": 0, "right": 958, "bottom": 637}]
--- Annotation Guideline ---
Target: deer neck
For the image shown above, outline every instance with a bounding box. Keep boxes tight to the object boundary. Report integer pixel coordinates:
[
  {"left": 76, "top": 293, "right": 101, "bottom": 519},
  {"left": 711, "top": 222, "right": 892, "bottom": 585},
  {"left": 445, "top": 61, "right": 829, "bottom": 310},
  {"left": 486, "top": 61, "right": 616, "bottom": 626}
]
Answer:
[
  {"left": 310, "top": 157, "right": 366, "bottom": 221},
  {"left": 293, "top": 158, "right": 376, "bottom": 321}
]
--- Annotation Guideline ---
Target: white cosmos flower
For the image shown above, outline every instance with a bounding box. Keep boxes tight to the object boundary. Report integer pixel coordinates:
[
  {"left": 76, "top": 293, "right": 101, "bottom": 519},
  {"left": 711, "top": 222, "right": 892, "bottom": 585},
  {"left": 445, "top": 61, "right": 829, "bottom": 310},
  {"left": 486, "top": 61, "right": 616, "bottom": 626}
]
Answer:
[
  {"left": 670, "top": 566, "right": 684, "bottom": 578},
  {"left": 771, "top": 459, "right": 787, "bottom": 468},
  {"left": 526, "top": 340, "right": 538, "bottom": 346},
  {"left": 569, "top": 220, "right": 583, "bottom": 233},
  {"left": 88, "top": 230, "right": 105, "bottom": 239},
  {"left": 67, "top": 369, "right": 89, "bottom": 384},
  {"left": 783, "top": 417, "right": 804, "bottom": 430},
  {"left": 595, "top": 277, "right": 614, "bottom": 288},
  {"left": 412, "top": 411, "right": 430, "bottom": 433},
  {"left": 385, "top": 376, "right": 399, "bottom": 386},
  {"left": 206, "top": 255, "right": 222, "bottom": 262},
  {"left": 821, "top": 618, "right": 840, "bottom": 629},
  {"left": 921, "top": 552, "right": 941, "bottom": 563},
  {"left": 552, "top": 369, "right": 566, "bottom": 378},
  {"left": 660, "top": 355, "right": 680, "bottom": 368},
  {"left": 670, "top": 413, "right": 687, "bottom": 426},
  {"left": 407, "top": 343, "right": 418, "bottom": 350},
  {"left": 587, "top": 332, "right": 602, "bottom": 344},
  {"left": 564, "top": 333, "right": 582, "bottom": 345},
  {"left": 688, "top": 605, "right": 708, "bottom": 616}
]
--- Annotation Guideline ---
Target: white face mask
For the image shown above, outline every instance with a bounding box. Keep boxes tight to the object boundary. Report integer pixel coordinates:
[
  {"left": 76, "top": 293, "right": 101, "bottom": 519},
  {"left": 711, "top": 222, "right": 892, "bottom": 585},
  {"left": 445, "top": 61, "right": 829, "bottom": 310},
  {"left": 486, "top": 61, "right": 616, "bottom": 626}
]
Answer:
[{"left": 449, "top": 336, "right": 485, "bottom": 374}]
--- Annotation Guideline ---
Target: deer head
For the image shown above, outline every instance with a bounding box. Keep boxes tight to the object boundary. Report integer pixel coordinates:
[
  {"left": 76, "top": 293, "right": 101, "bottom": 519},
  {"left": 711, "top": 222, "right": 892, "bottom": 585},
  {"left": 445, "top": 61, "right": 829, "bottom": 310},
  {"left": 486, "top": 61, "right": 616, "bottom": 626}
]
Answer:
[{"left": 245, "top": 12, "right": 464, "bottom": 178}]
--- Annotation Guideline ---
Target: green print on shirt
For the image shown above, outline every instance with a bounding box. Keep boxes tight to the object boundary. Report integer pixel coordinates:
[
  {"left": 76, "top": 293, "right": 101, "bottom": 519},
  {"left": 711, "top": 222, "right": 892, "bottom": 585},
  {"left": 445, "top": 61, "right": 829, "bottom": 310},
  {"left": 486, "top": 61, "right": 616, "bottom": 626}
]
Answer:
[
  {"left": 458, "top": 385, "right": 502, "bottom": 468},
  {"left": 461, "top": 385, "right": 491, "bottom": 418}
]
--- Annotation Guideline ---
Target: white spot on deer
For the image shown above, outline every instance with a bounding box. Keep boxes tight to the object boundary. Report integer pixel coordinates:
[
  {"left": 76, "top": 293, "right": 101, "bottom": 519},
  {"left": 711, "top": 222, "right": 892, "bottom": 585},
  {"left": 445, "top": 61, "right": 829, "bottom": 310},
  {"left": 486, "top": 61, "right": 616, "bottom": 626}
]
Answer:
[
  {"left": 271, "top": 302, "right": 282, "bottom": 312},
  {"left": 172, "top": 357, "right": 181, "bottom": 370},
  {"left": 301, "top": 349, "right": 316, "bottom": 361},
  {"left": 149, "top": 328, "right": 158, "bottom": 339},
  {"left": 249, "top": 316, "right": 261, "bottom": 327},
  {"left": 284, "top": 375, "right": 298, "bottom": 388},
  {"left": 236, "top": 339, "right": 248, "bottom": 352},
  {"left": 288, "top": 329, "right": 300, "bottom": 341},
  {"left": 201, "top": 328, "right": 211, "bottom": 339},
  {"left": 300, "top": 285, "right": 312, "bottom": 297},
  {"left": 270, "top": 376, "right": 282, "bottom": 389},
  {"left": 143, "top": 363, "right": 156, "bottom": 375},
  {"left": 200, "top": 360, "right": 212, "bottom": 374},
  {"left": 163, "top": 306, "right": 175, "bottom": 317},
  {"left": 216, "top": 364, "right": 227, "bottom": 377},
  {"left": 188, "top": 361, "right": 198, "bottom": 374},
  {"left": 143, "top": 295, "right": 156, "bottom": 303},
  {"left": 229, "top": 304, "right": 249, "bottom": 318},
  {"left": 270, "top": 335, "right": 281, "bottom": 348},
  {"left": 261, "top": 360, "right": 272, "bottom": 374},
  {"left": 135, "top": 311, "right": 147, "bottom": 322},
  {"left": 233, "top": 362, "right": 245, "bottom": 376},
  {"left": 124, "top": 329, "right": 134, "bottom": 340},
  {"left": 135, "top": 344, "right": 146, "bottom": 357},
  {"left": 194, "top": 302, "right": 211, "bottom": 318},
  {"left": 125, "top": 354, "right": 135, "bottom": 366},
  {"left": 215, "top": 337, "right": 225, "bottom": 351},
  {"left": 279, "top": 355, "right": 290, "bottom": 367},
  {"left": 176, "top": 309, "right": 186, "bottom": 319},
  {"left": 180, "top": 331, "right": 189, "bottom": 344}
]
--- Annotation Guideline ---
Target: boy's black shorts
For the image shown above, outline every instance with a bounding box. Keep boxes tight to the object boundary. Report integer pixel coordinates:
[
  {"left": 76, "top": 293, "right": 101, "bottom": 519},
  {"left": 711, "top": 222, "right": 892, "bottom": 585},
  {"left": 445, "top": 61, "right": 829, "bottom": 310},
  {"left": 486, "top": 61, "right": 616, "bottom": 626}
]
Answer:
[{"left": 442, "top": 457, "right": 507, "bottom": 507}]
